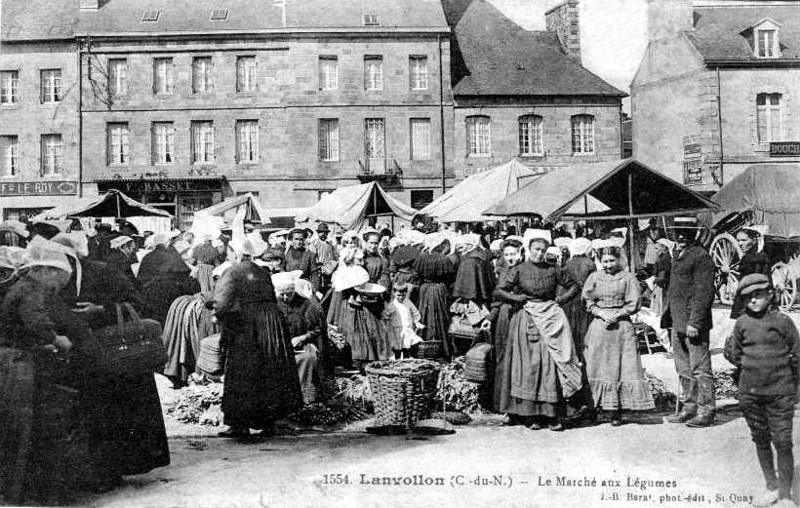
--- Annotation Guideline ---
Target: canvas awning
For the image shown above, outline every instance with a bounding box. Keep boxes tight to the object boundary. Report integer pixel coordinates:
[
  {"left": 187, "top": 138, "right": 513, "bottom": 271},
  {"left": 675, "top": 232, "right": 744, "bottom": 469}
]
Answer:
[
  {"left": 700, "top": 164, "right": 800, "bottom": 239},
  {"left": 418, "top": 160, "right": 540, "bottom": 222},
  {"left": 296, "top": 182, "right": 416, "bottom": 230},
  {"left": 483, "top": 158, "right": 719, "bottom": 221},
  {"left": 32, "top": 189, "right": 172, "bottom": 219},
  {"left": 194, "top": 192, "right": 271, "bottom": 225}
]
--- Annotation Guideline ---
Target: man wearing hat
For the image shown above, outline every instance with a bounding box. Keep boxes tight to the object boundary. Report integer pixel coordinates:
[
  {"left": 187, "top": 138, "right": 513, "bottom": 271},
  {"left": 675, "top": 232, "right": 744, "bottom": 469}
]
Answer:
[
  {"left": 663, "top": 232, "right": 717, "bottom": 427},
  {"left": 308, "top": 223, "right": 337, "bottom": 294}
]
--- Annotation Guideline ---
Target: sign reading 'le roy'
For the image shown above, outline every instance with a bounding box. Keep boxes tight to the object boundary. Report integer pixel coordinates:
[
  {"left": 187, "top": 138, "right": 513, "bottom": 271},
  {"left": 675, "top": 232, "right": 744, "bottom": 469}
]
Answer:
[{"left": 0, "top": 181, "right": 77, "bottom": 196}]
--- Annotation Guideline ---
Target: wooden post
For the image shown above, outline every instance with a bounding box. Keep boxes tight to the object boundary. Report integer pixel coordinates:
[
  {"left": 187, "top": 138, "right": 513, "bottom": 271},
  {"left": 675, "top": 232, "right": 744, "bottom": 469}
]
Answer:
[{"left": 627, "top": 171, "right": 636, "bottom": 273}]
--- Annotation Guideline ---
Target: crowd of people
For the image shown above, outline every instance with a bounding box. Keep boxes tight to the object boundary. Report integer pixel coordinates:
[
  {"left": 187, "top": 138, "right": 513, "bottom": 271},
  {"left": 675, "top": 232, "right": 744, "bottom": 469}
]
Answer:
[{"left": 0, "top": 213, "right": 797, "bottom": 507}]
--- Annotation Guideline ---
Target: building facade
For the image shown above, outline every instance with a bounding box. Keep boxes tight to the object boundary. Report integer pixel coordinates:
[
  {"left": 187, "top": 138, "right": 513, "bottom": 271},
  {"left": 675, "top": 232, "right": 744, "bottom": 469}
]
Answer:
[
  {"left": 632, "top": 0, "right": 800, "bottom": 193},
  {"left": 1, "top": 0, "right": 624, "bottom": 223},
  {"left": 445, "top": 0, "right": 625, "bottom": 179}
]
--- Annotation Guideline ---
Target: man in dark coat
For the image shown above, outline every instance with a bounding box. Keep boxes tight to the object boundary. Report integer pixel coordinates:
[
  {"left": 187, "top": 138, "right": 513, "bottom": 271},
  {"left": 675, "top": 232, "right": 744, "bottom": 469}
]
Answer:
[
  {"left": 662, "top": 232, "right": 717, "bottom": 427},
  {"left": 284, "top": 229, "right": 317, "bottom": 282}
]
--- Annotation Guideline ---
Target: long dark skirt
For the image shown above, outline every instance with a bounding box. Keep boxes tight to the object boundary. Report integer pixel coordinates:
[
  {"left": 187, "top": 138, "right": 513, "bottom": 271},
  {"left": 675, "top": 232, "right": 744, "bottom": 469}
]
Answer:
[
  {"left": 492, "top": 302, "right": 513, "bottom": 412},
  {"left": 162, "top": 294, "right": 200, "bottom": 386},
  {"left": 90, "top": 372, "right": 171, "bottom": 476},
  {"left": 562, "top": 296, "right": 591, "bottom": 357},
  {"left": 222, "top": 303, "right": 302, "bottom": 429},
  {"left": 418, "top": 282, "right": 452, "bottom": 356}
]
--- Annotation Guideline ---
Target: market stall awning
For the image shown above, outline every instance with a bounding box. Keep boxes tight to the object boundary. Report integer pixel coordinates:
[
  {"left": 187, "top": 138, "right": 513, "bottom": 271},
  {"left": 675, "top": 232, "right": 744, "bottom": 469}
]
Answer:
[
  {"left": 32, "top": 189, "right": 172, "bottom": 219},
  {"left": 700, "top": 164, "right": 800, "bottom": 239},
  {"left": 483, "top": 158, "right": 719, "bottom": 221},
  {"left": 194, "top": 192, "right": 271, "bottom": 225},
  {"left": 419, "top": 160, "right": 540, "bottom": 222},
  {"left": 296, "top": 182, "right": 416, "bottom": 230}
]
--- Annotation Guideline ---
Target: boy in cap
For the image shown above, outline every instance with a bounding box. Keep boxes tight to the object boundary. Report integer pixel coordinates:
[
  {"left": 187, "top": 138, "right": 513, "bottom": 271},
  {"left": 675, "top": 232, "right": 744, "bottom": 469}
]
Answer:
[{"left": 725, "top": 273, "right": 800, "bottom": 508}]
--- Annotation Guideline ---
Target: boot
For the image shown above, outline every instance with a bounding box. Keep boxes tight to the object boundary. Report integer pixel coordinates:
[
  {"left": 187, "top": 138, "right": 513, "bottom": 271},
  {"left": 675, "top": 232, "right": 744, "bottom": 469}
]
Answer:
[
  {"left": 666, "top": 409, "right": 696, "bottom": 423},
  {"left": 685, "top": 412, "right": 715, "bottom": 428}
]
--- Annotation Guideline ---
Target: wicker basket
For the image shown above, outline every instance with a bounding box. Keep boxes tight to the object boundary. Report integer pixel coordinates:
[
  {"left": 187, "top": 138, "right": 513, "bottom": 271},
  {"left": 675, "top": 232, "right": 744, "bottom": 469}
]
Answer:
[
  {"left": 411, "top": 340, "right": 442, "bottom": 360},
  {"left": 366, "top": 359, "right": 441, "bottom": 429}
]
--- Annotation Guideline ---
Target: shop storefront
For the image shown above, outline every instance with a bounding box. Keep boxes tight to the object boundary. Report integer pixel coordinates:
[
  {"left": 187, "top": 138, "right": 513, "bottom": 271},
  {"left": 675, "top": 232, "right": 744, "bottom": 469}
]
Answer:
[
  {"left": 0, "top": 180, "right": 79, "bottom": 221},
  {"left": 96, "top": 176, "right": 225, "bottom": 230}
]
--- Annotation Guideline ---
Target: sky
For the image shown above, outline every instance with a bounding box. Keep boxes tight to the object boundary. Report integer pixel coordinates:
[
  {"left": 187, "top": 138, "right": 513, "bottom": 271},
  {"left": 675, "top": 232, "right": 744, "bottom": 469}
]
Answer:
[{"left": 488, "top": 0, "right": 650, "bottom": 108}]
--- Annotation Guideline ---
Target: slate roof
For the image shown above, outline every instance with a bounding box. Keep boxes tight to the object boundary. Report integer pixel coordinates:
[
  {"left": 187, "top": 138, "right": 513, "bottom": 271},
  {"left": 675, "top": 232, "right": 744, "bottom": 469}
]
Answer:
[
  {"left": 1, "top": 0, "right": 449, "bottom": 41},
  {"left": 687, "top": 5, "right": 800, "bottom": 63},
  {"left": 449, "top": 0, "right": 625, "bottom": 97}
]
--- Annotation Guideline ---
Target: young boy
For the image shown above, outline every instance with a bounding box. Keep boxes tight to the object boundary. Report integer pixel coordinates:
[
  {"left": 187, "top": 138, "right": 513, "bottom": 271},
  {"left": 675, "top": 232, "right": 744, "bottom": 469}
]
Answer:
[{"left": 726, "top": 273, "right": 800, "bottom": 508}]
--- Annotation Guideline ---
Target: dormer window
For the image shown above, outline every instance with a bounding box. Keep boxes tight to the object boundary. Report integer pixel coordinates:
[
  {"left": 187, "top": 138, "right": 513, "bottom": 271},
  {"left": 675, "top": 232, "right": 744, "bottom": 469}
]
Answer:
[{"left": 754, "top": 20, "right": 781, "bottom": 58}]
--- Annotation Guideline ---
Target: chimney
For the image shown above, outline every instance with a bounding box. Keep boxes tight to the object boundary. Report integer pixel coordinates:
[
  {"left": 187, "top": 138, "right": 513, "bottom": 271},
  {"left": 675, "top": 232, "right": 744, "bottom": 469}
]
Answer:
[
  {"left": 79, "top": 0, "right": 99, "bottom": 10},
  {"left": 545, "top": 0, "right": 581, "bottom": 63},
  {"left": 647, "top": 0, "right": 694, "bottom": 41}
]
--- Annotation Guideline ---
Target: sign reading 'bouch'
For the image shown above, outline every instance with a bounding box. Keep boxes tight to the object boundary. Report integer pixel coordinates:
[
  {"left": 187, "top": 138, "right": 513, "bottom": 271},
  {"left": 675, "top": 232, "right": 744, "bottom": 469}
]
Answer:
[
  {"left": 770, "top": 142, "right": 800, "bottom": 157},
  {"left": 0, "top": 181, "right": 77, "bottom": 196}
]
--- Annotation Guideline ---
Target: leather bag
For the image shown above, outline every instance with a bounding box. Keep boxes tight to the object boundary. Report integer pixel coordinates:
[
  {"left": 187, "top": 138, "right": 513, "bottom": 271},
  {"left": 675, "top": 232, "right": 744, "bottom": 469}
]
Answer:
[{"left": 94, "top": 303, "right": 166, "bottom": 376}]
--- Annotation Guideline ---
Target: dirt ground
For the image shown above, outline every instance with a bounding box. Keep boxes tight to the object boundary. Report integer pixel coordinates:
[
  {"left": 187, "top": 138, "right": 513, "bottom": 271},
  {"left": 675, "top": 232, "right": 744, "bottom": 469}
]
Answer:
[{"left": 81, "top": 308, "right": 800, "bottom": 508}]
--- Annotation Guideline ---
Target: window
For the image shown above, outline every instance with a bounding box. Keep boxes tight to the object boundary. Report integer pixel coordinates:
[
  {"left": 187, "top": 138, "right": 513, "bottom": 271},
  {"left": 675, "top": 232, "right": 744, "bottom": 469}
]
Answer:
[
  {"left": 364, "top": 56, "right": 383, "bottom": 91},
  {"left": 757, "top": 93, "right": 782, "bottom": 143},
  {"left": 409, "top": 56, "right": 428, "bottom": 90},
  {"left": 41, "top": 134, "right": 62, "bottom": 176},
  {"left": 410, "top": 190, "right": 434, "bottom": 210},
  {"left": 466, "top": 115, "right": 491, "bottom": 157},
  {"left": 364, "top": 118, "right": 385, "bottom": 159},
  {"left": 236, "top": 120, "right": 259, "bottom": 164},
  {"left": 318, "top": 119, "right": 340, "bottom": 161},
  {"left": 571, "top": 115, "right": 595, "bottom": 154},
  {"left": 0, "top": 136, "right": 18, "bottom": 176},
  {"left": 410, "top": 118, "right": 431, "bottom": 160},
  {"left": 210, "top": 9, "right": 228, "bottom": 21},
  {"left": 1, "top": 71, "right": 19, "bottom": 105},
  {"left": 319, "top": 56, "right": 338, "bottom": 91},
  {"left": 40, "top": 69, "right": 62, "bottom": 103},
  {"left": 756, "top": 29, "right": 779, "bottom": 58},
  {"left": 236, "top": 56, "right": 257, "bottom": 92},
  {"left": 153, "top": 58, "right": 173, "bottom": 94},
  {"left": 108, "top": 59, "right": 128, "bottom": 97},
  {"left": 152, "top": 122, "right": 175, "bottom": 164},
  {"left": 191, "top": 121, "right": 215, "bottom": 164},
  {"left": 141, "top": 9, "right": 160, "bottom": 22},
  {"left": 519, "top": 115, "right": 544, "bottom": 156},
  {"left": 107, "top": 123, "right": 130, "bottom": 165},
  {"left": 192, "top": 57, "right": 213, "bottom": 93},
  {"left": 362, "top": 13, "right": 380, "bottom": 25}
]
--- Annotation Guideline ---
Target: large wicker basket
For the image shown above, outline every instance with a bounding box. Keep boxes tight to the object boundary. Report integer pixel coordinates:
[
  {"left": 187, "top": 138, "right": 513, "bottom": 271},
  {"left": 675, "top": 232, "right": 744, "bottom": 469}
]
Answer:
[{"left": 366, "top": 359, "right": 441, "bottom": 429}]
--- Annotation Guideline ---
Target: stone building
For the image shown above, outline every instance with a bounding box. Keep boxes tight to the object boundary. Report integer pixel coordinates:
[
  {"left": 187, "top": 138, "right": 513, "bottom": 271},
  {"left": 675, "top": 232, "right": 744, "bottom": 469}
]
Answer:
[
  {"left": 444, "top": 0, "right": 626, "bottom": 179},
  {"left": 1, "top": 0, "right": 454, "bottom": 224},
  {"left": 0, "top": 0, "right": 624, "bottom": 223},
  {"left": 632, "top": 0, "right": 800, "bottom": 193}
]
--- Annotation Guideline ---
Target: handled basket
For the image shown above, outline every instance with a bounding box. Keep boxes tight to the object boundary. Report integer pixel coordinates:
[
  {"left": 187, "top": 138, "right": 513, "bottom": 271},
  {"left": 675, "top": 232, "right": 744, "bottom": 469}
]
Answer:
[
  {"left": 94, "top": 303, "right": 166, "bottom": 376},
  {"left": 366, "top": 359, "right": 441, "bottom": 429}
]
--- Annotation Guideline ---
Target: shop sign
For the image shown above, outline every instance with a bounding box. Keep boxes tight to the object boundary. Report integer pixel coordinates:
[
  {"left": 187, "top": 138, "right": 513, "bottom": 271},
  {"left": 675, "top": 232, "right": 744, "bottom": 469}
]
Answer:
[
  {"left": 769, "top": 142, "right": 800, "bottom": 157},
  {"left": 683, "top": 135, "right": 702, "bottom": 158},
  {"left": 0, "top": 180, "right": 77, "bottom": 196},
  {"left": 99, "top": 179, "right": 222, "bottom": 193},
  {"left": 683, "top": 159, "right": 703, "bottom": 184}
]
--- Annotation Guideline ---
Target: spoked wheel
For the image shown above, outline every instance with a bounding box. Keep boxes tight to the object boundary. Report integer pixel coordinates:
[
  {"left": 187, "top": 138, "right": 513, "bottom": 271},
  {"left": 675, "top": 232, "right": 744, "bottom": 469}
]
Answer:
[
  {"left": 772, "top": 262, "right": 798, "bottom": 312},
  {"left": 710, "top": 233, "right": 742, "bottom": 306}
]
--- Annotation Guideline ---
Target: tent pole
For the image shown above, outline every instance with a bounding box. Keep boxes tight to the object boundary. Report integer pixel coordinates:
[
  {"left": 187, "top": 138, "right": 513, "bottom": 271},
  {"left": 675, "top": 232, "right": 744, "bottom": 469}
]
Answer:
[
  {"left": 627, "top": 171, "right": 636, "bottom": 273},
  {"left": 116, "top": 192, "right": 121, "bottom": 219}
]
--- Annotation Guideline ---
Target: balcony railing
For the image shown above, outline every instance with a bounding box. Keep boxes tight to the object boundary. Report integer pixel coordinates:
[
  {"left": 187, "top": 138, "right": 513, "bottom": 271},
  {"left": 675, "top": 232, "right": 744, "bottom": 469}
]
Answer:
[{"left": 356, "top": 155, "right": 402, "bottom": 186}]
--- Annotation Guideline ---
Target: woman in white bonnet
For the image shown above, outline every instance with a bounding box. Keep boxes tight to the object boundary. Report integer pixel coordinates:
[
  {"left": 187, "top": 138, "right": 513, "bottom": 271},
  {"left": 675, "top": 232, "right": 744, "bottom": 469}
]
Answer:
[{"left": 273, "top": 271, "right": 327, "bottom": 404}]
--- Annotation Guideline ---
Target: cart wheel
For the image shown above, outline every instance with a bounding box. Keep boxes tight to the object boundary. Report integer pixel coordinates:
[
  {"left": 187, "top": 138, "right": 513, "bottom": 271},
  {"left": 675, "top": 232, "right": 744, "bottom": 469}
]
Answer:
[
  {"left": 710, "top": 233, "right": 742, "bottom": 306},
  {"left": 772, "top": 262, "right": 797, "bottom": 312}
]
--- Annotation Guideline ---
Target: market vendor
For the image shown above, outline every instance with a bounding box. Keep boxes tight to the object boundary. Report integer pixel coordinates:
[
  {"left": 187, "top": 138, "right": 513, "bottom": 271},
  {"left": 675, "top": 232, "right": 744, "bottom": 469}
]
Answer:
[{"left": 274, "top": 270, "right": 327, "bottom": 404}]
